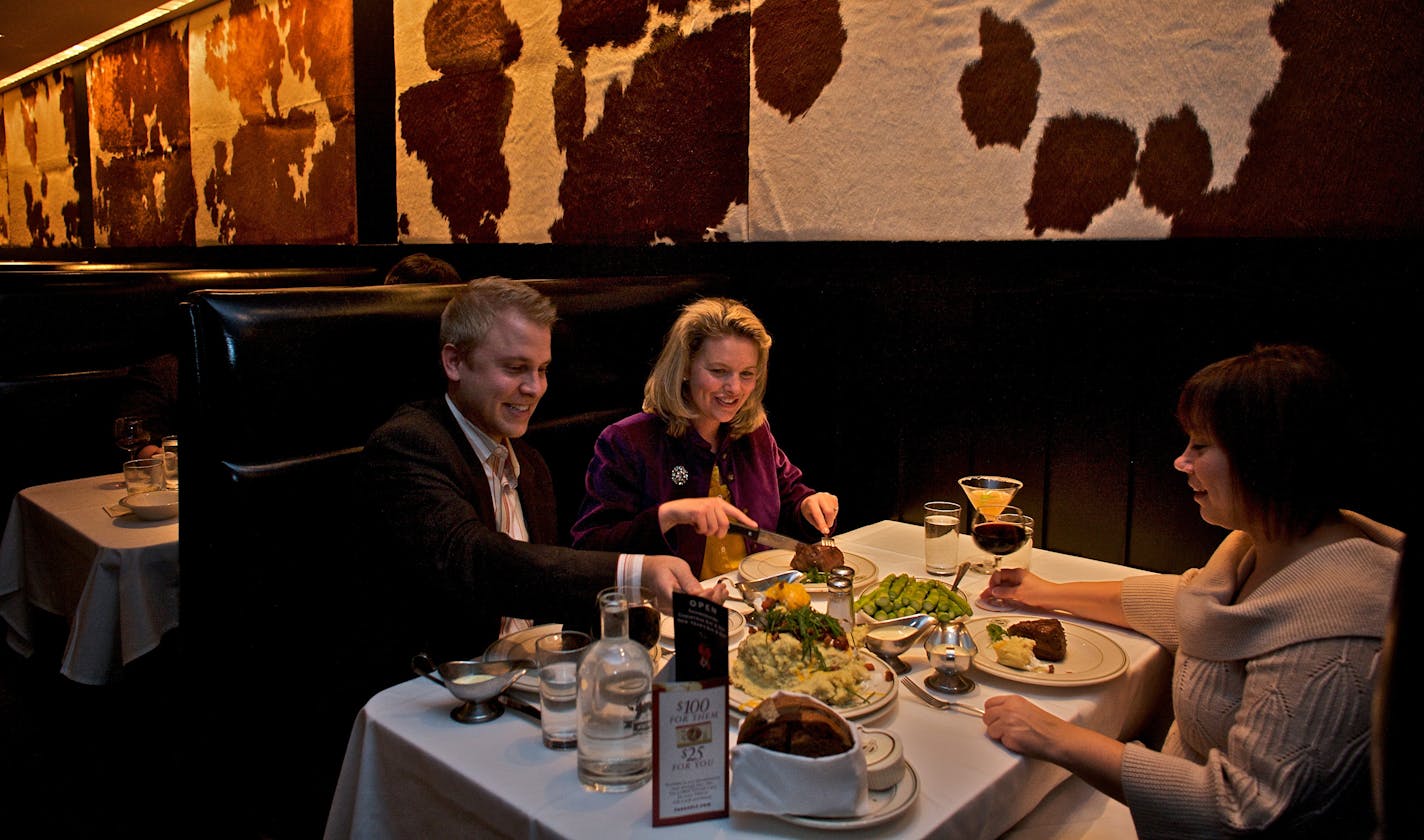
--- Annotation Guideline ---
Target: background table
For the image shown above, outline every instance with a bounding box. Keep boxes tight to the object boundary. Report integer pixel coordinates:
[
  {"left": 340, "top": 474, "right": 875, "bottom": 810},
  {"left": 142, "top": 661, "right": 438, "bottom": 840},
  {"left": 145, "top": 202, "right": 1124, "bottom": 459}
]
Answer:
[
  {"left": 325, "top": 520, "right": 1171, "bottom": 839},
  {"left": 0, "top": 474, "right": 179, "bottom": 684}
]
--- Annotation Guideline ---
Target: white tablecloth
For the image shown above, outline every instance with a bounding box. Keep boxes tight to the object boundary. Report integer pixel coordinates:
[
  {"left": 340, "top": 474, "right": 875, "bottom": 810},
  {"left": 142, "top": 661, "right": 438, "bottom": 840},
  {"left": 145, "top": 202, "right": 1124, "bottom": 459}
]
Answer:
[
  {"left": 325, "top": 520, "right": 1170, "bottom": 839},
  {"left": 0, "top": 474, "right": 179, "bottom": 684}
]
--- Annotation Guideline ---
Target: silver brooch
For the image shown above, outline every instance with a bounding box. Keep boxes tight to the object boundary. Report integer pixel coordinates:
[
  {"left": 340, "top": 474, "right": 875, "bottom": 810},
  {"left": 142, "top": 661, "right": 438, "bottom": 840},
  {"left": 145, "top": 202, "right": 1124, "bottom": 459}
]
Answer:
[{"left": 670, "top": 465, "right": 689, "bottom": 486}]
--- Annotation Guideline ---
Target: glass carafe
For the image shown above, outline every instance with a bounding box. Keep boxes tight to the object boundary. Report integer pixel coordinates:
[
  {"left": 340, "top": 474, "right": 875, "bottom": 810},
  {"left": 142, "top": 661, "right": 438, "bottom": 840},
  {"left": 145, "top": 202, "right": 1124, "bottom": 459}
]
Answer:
[{"left": 577, "top": 590, "right": 654, "bottom": 791}]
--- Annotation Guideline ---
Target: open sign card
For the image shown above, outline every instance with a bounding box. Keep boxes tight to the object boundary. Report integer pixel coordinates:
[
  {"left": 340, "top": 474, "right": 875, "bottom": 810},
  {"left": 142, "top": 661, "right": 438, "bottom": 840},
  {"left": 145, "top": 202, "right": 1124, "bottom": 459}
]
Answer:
[{"left": 651, "top": 593, "right": 729, "bottom": 826}]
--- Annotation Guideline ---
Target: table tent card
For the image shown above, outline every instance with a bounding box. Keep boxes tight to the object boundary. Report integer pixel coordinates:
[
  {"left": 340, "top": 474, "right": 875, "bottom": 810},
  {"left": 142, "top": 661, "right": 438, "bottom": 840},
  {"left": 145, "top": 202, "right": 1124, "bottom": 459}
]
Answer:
[{"left": 651, "top": 593, "right": 729, "bottom": 826}]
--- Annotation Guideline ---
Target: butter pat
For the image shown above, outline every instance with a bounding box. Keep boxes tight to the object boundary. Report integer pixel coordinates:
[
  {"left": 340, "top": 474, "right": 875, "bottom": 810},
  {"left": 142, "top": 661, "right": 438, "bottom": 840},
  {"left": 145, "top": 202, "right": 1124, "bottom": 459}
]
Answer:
[{"left": 859, "top": 728, "right": 905, "bottom": 790}]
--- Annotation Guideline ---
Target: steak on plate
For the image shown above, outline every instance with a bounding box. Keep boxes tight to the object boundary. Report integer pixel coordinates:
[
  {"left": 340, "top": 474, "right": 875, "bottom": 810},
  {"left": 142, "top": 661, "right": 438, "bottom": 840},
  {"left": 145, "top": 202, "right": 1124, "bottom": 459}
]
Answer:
[
  {"left": 1008, "top": 618, "right": 1067, "bottom": 662},
  {"left": 791, "top": 543, "right": 844, "bottom": 572}
]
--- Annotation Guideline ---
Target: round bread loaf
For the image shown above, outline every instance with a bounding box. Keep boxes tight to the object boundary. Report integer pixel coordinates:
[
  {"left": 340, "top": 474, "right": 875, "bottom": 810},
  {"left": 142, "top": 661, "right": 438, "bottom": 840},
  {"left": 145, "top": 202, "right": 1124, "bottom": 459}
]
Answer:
[{"left": 736, "top": 694, "right": 855, "bottom": 758}]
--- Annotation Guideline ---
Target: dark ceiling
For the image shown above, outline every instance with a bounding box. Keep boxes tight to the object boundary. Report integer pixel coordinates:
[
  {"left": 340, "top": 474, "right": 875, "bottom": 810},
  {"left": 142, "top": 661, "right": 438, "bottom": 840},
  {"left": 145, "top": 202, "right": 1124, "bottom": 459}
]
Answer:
[{"left": 0, "top": 0, "right": 172, "bottom": 86}]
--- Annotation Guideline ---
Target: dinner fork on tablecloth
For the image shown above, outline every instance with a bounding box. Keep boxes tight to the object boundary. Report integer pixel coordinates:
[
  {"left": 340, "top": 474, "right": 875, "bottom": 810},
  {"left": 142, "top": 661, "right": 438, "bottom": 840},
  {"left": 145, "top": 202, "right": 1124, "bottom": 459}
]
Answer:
[{"left": 900, "top": 676, "right": 985, "bottom": 717}]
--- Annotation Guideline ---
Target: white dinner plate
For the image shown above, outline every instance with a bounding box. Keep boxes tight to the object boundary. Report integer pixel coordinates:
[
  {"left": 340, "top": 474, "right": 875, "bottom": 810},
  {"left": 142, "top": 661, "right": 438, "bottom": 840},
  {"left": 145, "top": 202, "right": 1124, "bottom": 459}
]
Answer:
[
  {"left": 738, "top": 549, "right": 879, "bottom": 594},
  {"left": 774, "top": 763, "right": 919, "bottom": 830},
  {"left": 964, "top": 615, "right": 1129, "bottom": 686},
  {"left": 659, "top": 610, "right": 746, "bottom": 652},
  {"left": 482, "top": 623, "right": 561, "bottom": 692},
  {"left": 728, "top": 647, "right": 897, "bottom": 720}
]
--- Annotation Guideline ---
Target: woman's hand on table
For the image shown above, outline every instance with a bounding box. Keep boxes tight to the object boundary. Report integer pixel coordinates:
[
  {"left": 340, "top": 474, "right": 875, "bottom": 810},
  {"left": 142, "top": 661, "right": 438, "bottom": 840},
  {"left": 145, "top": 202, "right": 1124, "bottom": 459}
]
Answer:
[
  {"left": 983, "top": 695, "right": 1126, "bottom": 801},
  {"left": 657, "top": 497, "right": 756, "bottom": 537},
  {"left": 982, "top": 695, "right": 1073, "bottom": 759},
  {"left": 799, "top": 492, "right": 840, "bottom": 535},
  {"left": 644, "top": 554, "right": 730, "bottom": 611}
]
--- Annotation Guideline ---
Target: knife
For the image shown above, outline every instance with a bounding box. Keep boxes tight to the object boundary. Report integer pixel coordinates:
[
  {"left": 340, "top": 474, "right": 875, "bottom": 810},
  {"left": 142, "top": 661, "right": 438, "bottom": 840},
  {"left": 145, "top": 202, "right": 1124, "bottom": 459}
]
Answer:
[
  {"left": 726, "top": 522, "right": 805, "bottom": 551},
  {"left": 498, "top": 692, "right": 542, "bottom": 722}
]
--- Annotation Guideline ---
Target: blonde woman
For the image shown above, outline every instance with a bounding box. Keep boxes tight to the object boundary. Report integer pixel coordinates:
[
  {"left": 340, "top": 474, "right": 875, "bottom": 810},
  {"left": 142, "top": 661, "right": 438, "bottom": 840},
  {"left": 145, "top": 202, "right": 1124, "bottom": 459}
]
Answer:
[{"left": 572, "top": 298, "right": 839, "bottom": 578}]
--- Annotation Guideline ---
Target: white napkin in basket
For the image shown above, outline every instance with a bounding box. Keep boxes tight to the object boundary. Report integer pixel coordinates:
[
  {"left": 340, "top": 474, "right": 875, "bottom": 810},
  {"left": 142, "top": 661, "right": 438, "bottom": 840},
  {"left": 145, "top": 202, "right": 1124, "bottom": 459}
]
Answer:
[{"left": 729, "top": 694, "right": 871, "bottom": 817}]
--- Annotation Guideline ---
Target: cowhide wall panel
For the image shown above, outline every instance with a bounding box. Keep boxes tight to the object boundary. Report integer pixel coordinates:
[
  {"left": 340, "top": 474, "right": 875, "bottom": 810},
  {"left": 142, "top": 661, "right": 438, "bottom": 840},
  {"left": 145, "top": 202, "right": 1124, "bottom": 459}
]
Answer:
[
  {"left": 393, "top": 0, "right": 750, "bottom": 244},
  {"left": 189, "top": 0, "right": 357, "bottom": 245},
  {"left": 2, "top": 71, "right": 83, "bottom": 248},
  {"left": 87, "top": 20, "right": 198, "bottom": 247},
  {"left": 67, "top": 0, "right": 358, "bottom": 248},
  {"left": 394, "top": 0, "right": 1422, "bottom": 244},
  {"left": 3, "top": 0, "right": 1419, "bottom": 248},
  {"left": 747, "top": 0, "right": 1422, "bottom": 240}
]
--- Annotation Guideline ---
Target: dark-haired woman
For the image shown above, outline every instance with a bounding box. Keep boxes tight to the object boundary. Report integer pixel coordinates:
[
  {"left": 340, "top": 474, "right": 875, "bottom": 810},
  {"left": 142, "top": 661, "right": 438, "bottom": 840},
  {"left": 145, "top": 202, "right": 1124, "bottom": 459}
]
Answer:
[{"left": 980, "top": 344, "right": 1403, "bottom": 838}]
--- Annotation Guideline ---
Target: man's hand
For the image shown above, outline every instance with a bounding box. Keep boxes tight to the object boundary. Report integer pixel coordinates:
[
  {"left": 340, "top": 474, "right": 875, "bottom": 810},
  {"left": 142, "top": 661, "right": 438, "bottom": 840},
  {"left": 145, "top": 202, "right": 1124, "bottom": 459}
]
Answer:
[{"left": 644, "top": 554, "right": 729, "bottom": 612}]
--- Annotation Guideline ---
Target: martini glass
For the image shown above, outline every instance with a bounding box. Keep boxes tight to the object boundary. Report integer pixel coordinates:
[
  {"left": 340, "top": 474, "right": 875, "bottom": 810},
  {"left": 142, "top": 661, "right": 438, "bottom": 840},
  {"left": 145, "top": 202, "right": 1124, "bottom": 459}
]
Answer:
[{"left": 957, "top": 475, "right": 1023, "bottom": 573}]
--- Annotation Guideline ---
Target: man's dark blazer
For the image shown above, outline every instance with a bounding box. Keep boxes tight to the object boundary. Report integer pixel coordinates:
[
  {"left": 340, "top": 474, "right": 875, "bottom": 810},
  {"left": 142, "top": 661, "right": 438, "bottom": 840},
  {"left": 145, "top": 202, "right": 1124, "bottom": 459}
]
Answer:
[{"left": 362, "top": 398, "right": 620, "bottom": 662}]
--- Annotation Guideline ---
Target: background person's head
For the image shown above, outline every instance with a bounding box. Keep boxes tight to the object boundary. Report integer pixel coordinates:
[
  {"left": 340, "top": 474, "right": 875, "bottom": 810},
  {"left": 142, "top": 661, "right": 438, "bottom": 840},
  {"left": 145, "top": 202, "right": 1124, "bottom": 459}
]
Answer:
[
  {"left": 440, "top": 278, "right": 558, "bottom": 441},
  {"left": 643, "top": 297, "right": 772, "bottom": 439},
  {"left": 1175, "top": 343, "right": 1352, "bottom": 541},
  {"left": 385, "top": 252, "right": 461, "bottom": 285}
]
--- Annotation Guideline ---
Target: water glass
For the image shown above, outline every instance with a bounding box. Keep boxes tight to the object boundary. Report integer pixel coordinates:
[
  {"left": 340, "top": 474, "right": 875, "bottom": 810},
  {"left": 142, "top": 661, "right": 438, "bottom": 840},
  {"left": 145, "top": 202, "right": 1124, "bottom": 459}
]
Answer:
[
  {"left": 923, "top": 501, "right": 962, "bottom": 575},
  {"left": 161, "top": 436, "right": 179, "bottom": 490},
  {"left": 536, "top": 631, "right": 590, "bottom": 749},
  {"left": 122, "top": 458, "right": 165, "bottom": 496}
]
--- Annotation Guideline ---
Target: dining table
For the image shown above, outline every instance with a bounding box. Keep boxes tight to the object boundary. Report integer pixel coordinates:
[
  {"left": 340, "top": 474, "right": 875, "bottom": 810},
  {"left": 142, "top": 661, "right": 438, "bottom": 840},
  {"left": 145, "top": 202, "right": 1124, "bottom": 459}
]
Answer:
[
  {"left": 324, "top": 520, "right": 1172, "bottom": 839},
  {"left": 0, "top": 473, "right": 179, "bottom": 684}
]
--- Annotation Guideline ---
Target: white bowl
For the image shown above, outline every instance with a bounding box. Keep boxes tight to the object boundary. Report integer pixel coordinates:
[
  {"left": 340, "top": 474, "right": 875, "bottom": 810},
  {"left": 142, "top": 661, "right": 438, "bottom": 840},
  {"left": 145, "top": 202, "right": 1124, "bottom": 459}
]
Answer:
[{"left": 122, "top": 490, "right": 179, "bottom": 520}]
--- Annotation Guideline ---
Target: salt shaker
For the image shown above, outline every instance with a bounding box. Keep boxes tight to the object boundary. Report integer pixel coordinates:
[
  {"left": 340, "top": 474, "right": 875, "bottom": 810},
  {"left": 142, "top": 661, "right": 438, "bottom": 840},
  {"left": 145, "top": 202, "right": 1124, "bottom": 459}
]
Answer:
[{"left": 826, "top": 577, "right": 855, "bottom": 640}]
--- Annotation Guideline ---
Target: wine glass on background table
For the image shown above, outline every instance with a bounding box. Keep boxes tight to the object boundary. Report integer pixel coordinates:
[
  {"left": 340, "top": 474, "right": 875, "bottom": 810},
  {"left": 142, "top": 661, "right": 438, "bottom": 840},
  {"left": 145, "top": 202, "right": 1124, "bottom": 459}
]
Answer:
[
  {"left": 970, "top": 506, "right": 1031, "bottom": 609},
  {"left": 114, "top": 416, "right": 151, "bottom": 463},
  {"left": 957, "top": 475, "right": 1022, "bottom": 573}
]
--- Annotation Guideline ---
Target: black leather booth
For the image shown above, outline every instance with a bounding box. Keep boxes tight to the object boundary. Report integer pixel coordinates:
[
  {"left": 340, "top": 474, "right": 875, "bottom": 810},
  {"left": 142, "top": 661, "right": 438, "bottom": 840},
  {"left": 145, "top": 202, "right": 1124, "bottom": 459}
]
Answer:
[
  {"left": 179, "top": 274, "right": 728, "bottom": 835},
  {"left": 0, "top": 265, "right": 378, "bottom": 549}
]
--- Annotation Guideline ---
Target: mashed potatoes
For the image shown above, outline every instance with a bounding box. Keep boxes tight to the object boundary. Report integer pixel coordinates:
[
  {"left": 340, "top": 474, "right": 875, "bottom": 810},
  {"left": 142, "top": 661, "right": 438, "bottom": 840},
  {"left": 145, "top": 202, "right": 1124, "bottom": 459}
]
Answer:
[
  {"left": 991, "top": 636, "right": 1037, "bottom": 670},
  {"left": 732, "top": 631, "right": 869, "bottom": 707}
]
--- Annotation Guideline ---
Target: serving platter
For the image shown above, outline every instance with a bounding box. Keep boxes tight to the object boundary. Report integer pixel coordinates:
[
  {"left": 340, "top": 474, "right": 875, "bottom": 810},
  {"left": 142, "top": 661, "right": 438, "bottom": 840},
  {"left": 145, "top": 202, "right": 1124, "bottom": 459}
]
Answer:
[
  {"left": 482, "top": 623, "right": 560, "bottom": 692},
  {"left": 775, "top": 763, "right": 919, "bottom": 830},
  {"left": 728, "top": 648, "right": 897, "bottom": 720},
  {"left": 738, "top": 549, "right": 878, "bottom": 594},
  {"left": 963, "top": 615, "right": 1128, "bottom": 686}
]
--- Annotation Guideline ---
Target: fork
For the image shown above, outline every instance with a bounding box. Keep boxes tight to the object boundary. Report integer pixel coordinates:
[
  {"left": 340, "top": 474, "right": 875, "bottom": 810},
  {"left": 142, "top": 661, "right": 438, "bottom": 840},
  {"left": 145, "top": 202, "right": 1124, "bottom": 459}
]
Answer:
[{"left": 900, "top": 676, "right": 985, "bottom": 717}]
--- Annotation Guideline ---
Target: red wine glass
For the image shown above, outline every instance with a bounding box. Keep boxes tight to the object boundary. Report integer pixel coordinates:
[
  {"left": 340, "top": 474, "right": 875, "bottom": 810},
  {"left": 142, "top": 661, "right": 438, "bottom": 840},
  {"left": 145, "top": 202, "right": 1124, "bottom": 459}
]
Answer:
[
  {"left": 970, "top": 505, "right": 1030, "bottom": 578},
  {"left": 113, "top": 415, "right": 150, "bottom": 463}
]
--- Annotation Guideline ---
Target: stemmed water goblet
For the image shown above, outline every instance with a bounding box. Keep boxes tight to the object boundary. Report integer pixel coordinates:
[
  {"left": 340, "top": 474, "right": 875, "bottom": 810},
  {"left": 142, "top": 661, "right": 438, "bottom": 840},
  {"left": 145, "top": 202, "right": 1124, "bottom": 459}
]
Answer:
[{"left": 957, "top": 475, "right": 1022, "bottom": 573}]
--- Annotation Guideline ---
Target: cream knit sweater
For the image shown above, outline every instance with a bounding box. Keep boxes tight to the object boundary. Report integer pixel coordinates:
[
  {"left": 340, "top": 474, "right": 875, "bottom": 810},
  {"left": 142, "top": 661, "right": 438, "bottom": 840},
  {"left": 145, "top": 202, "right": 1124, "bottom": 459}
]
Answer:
[{"left": 1118, "top": 511, "right": 1402, "bottom": 839}]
